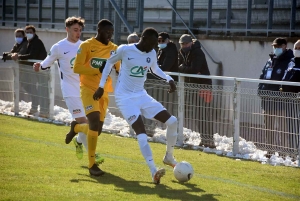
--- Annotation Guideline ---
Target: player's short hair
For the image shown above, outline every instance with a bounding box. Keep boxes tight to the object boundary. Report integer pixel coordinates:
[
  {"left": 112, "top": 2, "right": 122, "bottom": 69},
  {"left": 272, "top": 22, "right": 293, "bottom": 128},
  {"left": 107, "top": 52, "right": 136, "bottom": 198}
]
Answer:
[
  {"left": 14, "top": 28, "right": 25, "bottom": 36},
  {"left": 141, "top": 27, "right": 158, "bottom": 39},
  {"left": 25, "top": 25, "right": 36, "bottom": 33},
  {"left": 127, "top": 32, "right": 139, "bottom": 43},
  {"left": 65, "top": 16, "right": 85, "bottom": 28},
  {"left": 97, "top": 19, "right": 113, "bottom": 29}
]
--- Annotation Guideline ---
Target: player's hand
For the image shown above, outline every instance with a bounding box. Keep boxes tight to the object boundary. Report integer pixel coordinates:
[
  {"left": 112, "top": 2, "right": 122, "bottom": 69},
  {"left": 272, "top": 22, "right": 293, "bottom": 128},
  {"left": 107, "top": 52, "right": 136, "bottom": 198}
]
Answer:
[
  {"left": 168, "top": 80, "right": 176, "bottom": 93},
  {"left": 93, "top": 87, "right": 104, "bottom": 101},
  {"left": 33, "top": 62, "right": 41, "bottom": 72}
]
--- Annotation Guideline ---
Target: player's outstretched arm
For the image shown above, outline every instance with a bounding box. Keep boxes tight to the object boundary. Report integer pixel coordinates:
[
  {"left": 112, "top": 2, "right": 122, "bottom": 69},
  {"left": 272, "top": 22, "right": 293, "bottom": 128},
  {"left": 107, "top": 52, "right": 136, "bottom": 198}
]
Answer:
[
  {"left": 93, "top": 45, "right": 123, "bottom": 100},
  {"left": 34, "top": 44, "right": 59, "bottom": 72}
]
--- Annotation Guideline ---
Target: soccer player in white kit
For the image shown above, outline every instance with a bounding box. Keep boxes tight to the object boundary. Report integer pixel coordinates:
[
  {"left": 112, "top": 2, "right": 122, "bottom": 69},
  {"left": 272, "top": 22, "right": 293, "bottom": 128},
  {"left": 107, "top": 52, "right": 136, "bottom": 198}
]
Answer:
[
  {"left": 94, "top": 28, "right": 178, "bottom": 184},
  {"left": 33, "top": 17, "right": 103, "bottom": 164}
]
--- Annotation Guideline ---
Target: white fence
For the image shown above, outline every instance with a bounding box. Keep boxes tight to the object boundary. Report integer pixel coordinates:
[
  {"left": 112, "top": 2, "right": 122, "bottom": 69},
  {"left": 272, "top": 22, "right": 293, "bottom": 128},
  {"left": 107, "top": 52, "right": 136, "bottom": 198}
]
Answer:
[{"left": 0, "top": 59, "right": 299, "bottom": 165}]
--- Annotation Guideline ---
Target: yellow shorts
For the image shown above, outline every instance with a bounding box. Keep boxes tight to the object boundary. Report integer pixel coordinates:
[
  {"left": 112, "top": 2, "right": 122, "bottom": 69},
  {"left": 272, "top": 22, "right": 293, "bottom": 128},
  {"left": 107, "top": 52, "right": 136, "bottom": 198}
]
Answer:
[{"left": 80, "top": 85, "right": 109, "bottom": 122}]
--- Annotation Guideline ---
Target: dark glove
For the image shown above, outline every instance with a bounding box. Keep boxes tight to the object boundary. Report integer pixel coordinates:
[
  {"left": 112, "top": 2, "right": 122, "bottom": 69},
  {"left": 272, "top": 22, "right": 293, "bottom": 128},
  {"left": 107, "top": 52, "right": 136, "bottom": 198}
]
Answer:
[
  {"left": 2, "top": 52, "right": 8, "bottom": 62},
  {"left": 99, "top": 60, "right": 106, "bottom": 73},
  {"left": 168, "top": 80, "right": 176, "bottom": 93},
  {"left": 93, "top": 87, "right": 104, "bottom": 101}
]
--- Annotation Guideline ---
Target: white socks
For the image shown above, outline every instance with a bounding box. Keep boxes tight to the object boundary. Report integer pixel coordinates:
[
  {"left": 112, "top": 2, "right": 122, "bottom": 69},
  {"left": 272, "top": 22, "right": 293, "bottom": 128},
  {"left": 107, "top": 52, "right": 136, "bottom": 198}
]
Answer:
[
  {"left": 76, "top": 132, "right": 88, "bottom": 151},
  {"left": 165, "top": 116, "right": 178, "bottom": 155},
  {"left": 137, "top": 133, "right": 156, "bottom": 174}
]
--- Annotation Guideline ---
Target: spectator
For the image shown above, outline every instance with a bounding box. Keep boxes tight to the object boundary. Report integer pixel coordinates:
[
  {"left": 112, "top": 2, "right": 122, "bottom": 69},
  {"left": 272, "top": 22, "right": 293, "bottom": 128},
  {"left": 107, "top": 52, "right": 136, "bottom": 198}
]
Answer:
[
  {"left": 178, "top": 34, "right": 214, "bottom": 148},
  {"left": 280, "top": 39, "right": 300, "bottom": 153},
  {"left": 12, "top": 25, "right": 48, "bottom": 117},
  {"left": 127, "top": 32, "right": 139, "bottom": 44},
  {"left": 2, "top": 29, "right": 28, "bottom": 62},
  {"left": 258, "top": 37, "right": 294, "bottom": 152}
]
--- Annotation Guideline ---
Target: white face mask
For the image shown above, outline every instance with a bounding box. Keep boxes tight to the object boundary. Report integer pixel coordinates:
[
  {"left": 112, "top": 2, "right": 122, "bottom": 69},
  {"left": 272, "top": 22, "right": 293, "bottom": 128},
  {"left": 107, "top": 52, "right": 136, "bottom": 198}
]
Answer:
[
  {"left": 273, "top": 48, "right": 283, "bottom": 57},
  {"left": 294, "top": 49, "right": 300, "bottom": 58},
  {"left": 158, "top": 43, "right": 167, "bottom": 49},
  {"left": 26, "top": 33, "right": 34, "bottom": 40}
]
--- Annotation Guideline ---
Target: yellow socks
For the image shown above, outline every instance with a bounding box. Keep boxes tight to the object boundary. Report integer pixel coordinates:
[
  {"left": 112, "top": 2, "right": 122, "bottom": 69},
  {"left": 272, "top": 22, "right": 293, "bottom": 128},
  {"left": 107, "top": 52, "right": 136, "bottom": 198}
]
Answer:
[
  {"left": 74, "top": 123, "right": 88, "bottom": 135},
  {"left": 87, "top": 129, "right": 98, "bottom": 168}
]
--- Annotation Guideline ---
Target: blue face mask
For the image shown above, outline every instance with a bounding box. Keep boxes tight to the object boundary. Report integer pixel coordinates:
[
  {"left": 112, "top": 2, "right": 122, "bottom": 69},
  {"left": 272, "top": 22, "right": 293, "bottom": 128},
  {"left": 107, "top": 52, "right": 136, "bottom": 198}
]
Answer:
[
  {"left": 15, "top": 37, "right": 23, "bottom": 44},
  {"left": 158, "top": 43, "right": 167, "bottom": 49},
  {"left": 273, "top": 48, "right": 283, "bottom": 57}
]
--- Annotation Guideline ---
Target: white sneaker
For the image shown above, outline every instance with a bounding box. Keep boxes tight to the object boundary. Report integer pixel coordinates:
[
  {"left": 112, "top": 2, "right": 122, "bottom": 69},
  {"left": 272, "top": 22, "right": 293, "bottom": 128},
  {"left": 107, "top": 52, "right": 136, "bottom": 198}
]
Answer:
[
  {"left": 152, "top": 168, "right": 165, "bottom": 184},
  {"left": 163, "top": 155, "right": 177, "bottom": 168}
]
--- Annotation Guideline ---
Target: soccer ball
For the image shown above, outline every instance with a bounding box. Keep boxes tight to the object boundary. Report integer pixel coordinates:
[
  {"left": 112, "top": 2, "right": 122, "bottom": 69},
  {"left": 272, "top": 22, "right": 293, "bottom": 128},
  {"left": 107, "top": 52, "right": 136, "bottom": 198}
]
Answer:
[{"left": 173, "top": 161, "right": 194, "bottom": 182}]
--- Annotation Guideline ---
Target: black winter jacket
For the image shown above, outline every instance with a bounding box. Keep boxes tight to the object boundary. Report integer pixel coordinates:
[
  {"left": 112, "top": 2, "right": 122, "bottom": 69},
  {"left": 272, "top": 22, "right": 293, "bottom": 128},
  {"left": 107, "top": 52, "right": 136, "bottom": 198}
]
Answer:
[
  {"left": 147, "top": 41, "right": 178, "bottom": 81},
  {"left": 178, "top": 40, "right": 211, "bottom": 85},
  {"left": 258, "top": 49, "right": 294, "bottom": 92},
  {"left": 281, "top": 57, "right": 300, "bottom": 93},
  {"left": 18, "top": 34, "right": 47, "bottom": 60}
]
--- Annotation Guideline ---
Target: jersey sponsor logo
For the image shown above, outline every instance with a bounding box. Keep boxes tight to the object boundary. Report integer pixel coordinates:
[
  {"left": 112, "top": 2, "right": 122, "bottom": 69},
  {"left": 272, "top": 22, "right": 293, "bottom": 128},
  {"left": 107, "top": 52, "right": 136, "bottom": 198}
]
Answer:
[
  {"left": 128, "top": 57, "right": 134, "bottom": 60},
  {"left": 64, "top": 51, "right": 70, "bottom": 54},
  {"left": 86, "top": 105, "right": 93, "bottom": 111},
  {"left": 90, "top": 58, "right": 107, "bottom": 69},
  {"left": 130, "top": 66, "right": 148, "bottom": 77},
  {"left": 77, "top": 48, "right": 82, "bottom": 54},
  {"left": 128, "top": 115, "right": 136, "bottom": 122},
  {"left": 146, "top": 57, "right": 151, "bottom": 63},
  {"left": 91, "top": 50, "right": 96, "bottom": 52},
  {"left": 70, "top": 57, "right": 75, "bottom": 68},
  {"left": 72, "top": 109, "right": 81, "bottom": 114}
]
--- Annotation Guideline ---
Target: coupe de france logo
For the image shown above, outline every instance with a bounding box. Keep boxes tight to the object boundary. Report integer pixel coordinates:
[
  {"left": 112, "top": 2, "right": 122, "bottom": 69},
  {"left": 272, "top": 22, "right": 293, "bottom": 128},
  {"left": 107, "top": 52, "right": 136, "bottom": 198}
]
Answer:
[
  {"left": 77, "top": 48, "right": 82, "bottom": 54},
  {"left": 146, "top": 57, "right": 151, "bottom": 63}
]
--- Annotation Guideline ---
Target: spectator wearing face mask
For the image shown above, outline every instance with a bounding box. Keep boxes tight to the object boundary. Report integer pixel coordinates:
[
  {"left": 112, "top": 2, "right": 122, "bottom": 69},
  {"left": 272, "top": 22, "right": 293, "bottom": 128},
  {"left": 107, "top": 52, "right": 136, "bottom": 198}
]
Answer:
[
  {"left": 280, "top": 40, "right": 300, "bottom": 153},
  {"left": 178, "top": 34, "right": 214, "bottom": 148},
  {"left": 1, "top": 29, "right": 28, "bottom": 62},
  {"left": 258, "top": 38, "right": 294, "bottom": 153},
  {"left": 11, "top": 25, "right": 47, "bottom": 61},
  {"left": 11, "top": 25, "right": 48, "bottom": 117}
]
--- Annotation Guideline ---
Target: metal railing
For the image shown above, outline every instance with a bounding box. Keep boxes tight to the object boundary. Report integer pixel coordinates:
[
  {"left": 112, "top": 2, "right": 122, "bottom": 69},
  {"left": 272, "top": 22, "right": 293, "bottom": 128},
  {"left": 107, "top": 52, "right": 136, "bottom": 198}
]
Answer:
[
  {"left": 0, "top": 59, "right": 299, "bottom": 166},
  {"left": 170, "top": 0, "right": 299, "bottom": 37},
  {"left": 0, "top": 0, "right": 144, "bottom": 44}
]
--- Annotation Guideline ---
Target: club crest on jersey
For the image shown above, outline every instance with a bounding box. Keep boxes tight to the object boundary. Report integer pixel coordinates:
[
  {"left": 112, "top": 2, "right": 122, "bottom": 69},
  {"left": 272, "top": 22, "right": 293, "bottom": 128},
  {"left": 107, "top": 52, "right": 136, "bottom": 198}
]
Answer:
[
  {"left": 72, "top": 109, "right": 81, "bottom": 114},
  {"left": 130, "top": 66, "right": 147, "bottom": 77},
  {"left": 146, "top": 57, "right": 151, "bottom": 63},
  {"left": 128, "top": 115, "right": 136, "bottom": 122},
  {"left": 276, "top": 69, "right": 282, "bottom": 74},
  {"left": 90, "top": 58, "right": 107, "bottom": 69}
]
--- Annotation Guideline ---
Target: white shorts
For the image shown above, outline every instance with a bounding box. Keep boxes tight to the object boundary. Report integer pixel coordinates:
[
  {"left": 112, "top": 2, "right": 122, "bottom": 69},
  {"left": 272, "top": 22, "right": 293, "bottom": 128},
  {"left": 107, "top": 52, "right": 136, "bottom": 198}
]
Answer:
[
  {"left": 64, "top": 97, "right": 85, "bottom": 119},
  {"left": 116, "top": 94, "right": 166, "bottom": 125}
]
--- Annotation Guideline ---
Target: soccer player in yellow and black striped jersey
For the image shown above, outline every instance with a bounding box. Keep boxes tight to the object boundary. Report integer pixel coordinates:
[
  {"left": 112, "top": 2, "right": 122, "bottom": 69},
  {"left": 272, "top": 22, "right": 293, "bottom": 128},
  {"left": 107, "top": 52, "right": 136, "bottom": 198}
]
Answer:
[{"left": 66, "top": 19, "right": 120, "bottom": 176}]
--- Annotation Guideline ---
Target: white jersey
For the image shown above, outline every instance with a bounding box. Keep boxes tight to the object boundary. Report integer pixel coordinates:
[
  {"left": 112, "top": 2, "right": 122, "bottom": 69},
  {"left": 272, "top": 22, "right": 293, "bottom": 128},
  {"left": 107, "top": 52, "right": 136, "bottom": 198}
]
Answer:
[
  {"left": 100, "top": 44, "right": 172, "bottom": 99},
  {"left": 40, "top": 38, "right": 82, "bottom": 97}
]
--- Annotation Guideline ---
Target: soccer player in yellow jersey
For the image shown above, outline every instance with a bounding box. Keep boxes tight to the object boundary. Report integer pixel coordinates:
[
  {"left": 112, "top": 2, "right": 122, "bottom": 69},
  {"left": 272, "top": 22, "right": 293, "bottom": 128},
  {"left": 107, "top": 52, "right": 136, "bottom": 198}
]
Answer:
[{"left": 65, "top": 19, "right": 120, "bottom": 176}]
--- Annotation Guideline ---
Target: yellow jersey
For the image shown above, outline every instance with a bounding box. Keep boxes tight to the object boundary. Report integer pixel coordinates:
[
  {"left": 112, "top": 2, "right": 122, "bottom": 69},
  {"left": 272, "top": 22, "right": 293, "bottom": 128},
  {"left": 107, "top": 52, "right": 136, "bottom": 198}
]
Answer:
[{"left": 73, "top": 37, "right": 120, "bottom": 92}]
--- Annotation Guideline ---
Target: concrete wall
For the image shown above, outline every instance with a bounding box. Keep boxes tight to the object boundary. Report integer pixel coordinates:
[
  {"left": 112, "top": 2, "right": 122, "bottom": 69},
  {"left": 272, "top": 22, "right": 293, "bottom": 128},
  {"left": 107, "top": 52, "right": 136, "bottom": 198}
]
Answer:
[{"left": 0, "top": 27, "right": 296, "bottom": 82}]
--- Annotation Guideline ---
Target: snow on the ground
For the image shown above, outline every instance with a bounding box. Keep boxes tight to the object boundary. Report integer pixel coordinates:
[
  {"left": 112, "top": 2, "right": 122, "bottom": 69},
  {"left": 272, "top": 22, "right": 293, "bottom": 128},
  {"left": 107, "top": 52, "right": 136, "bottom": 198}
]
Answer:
[{"left": 0, "top": 99, "right": 298, "bottom": 167}]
